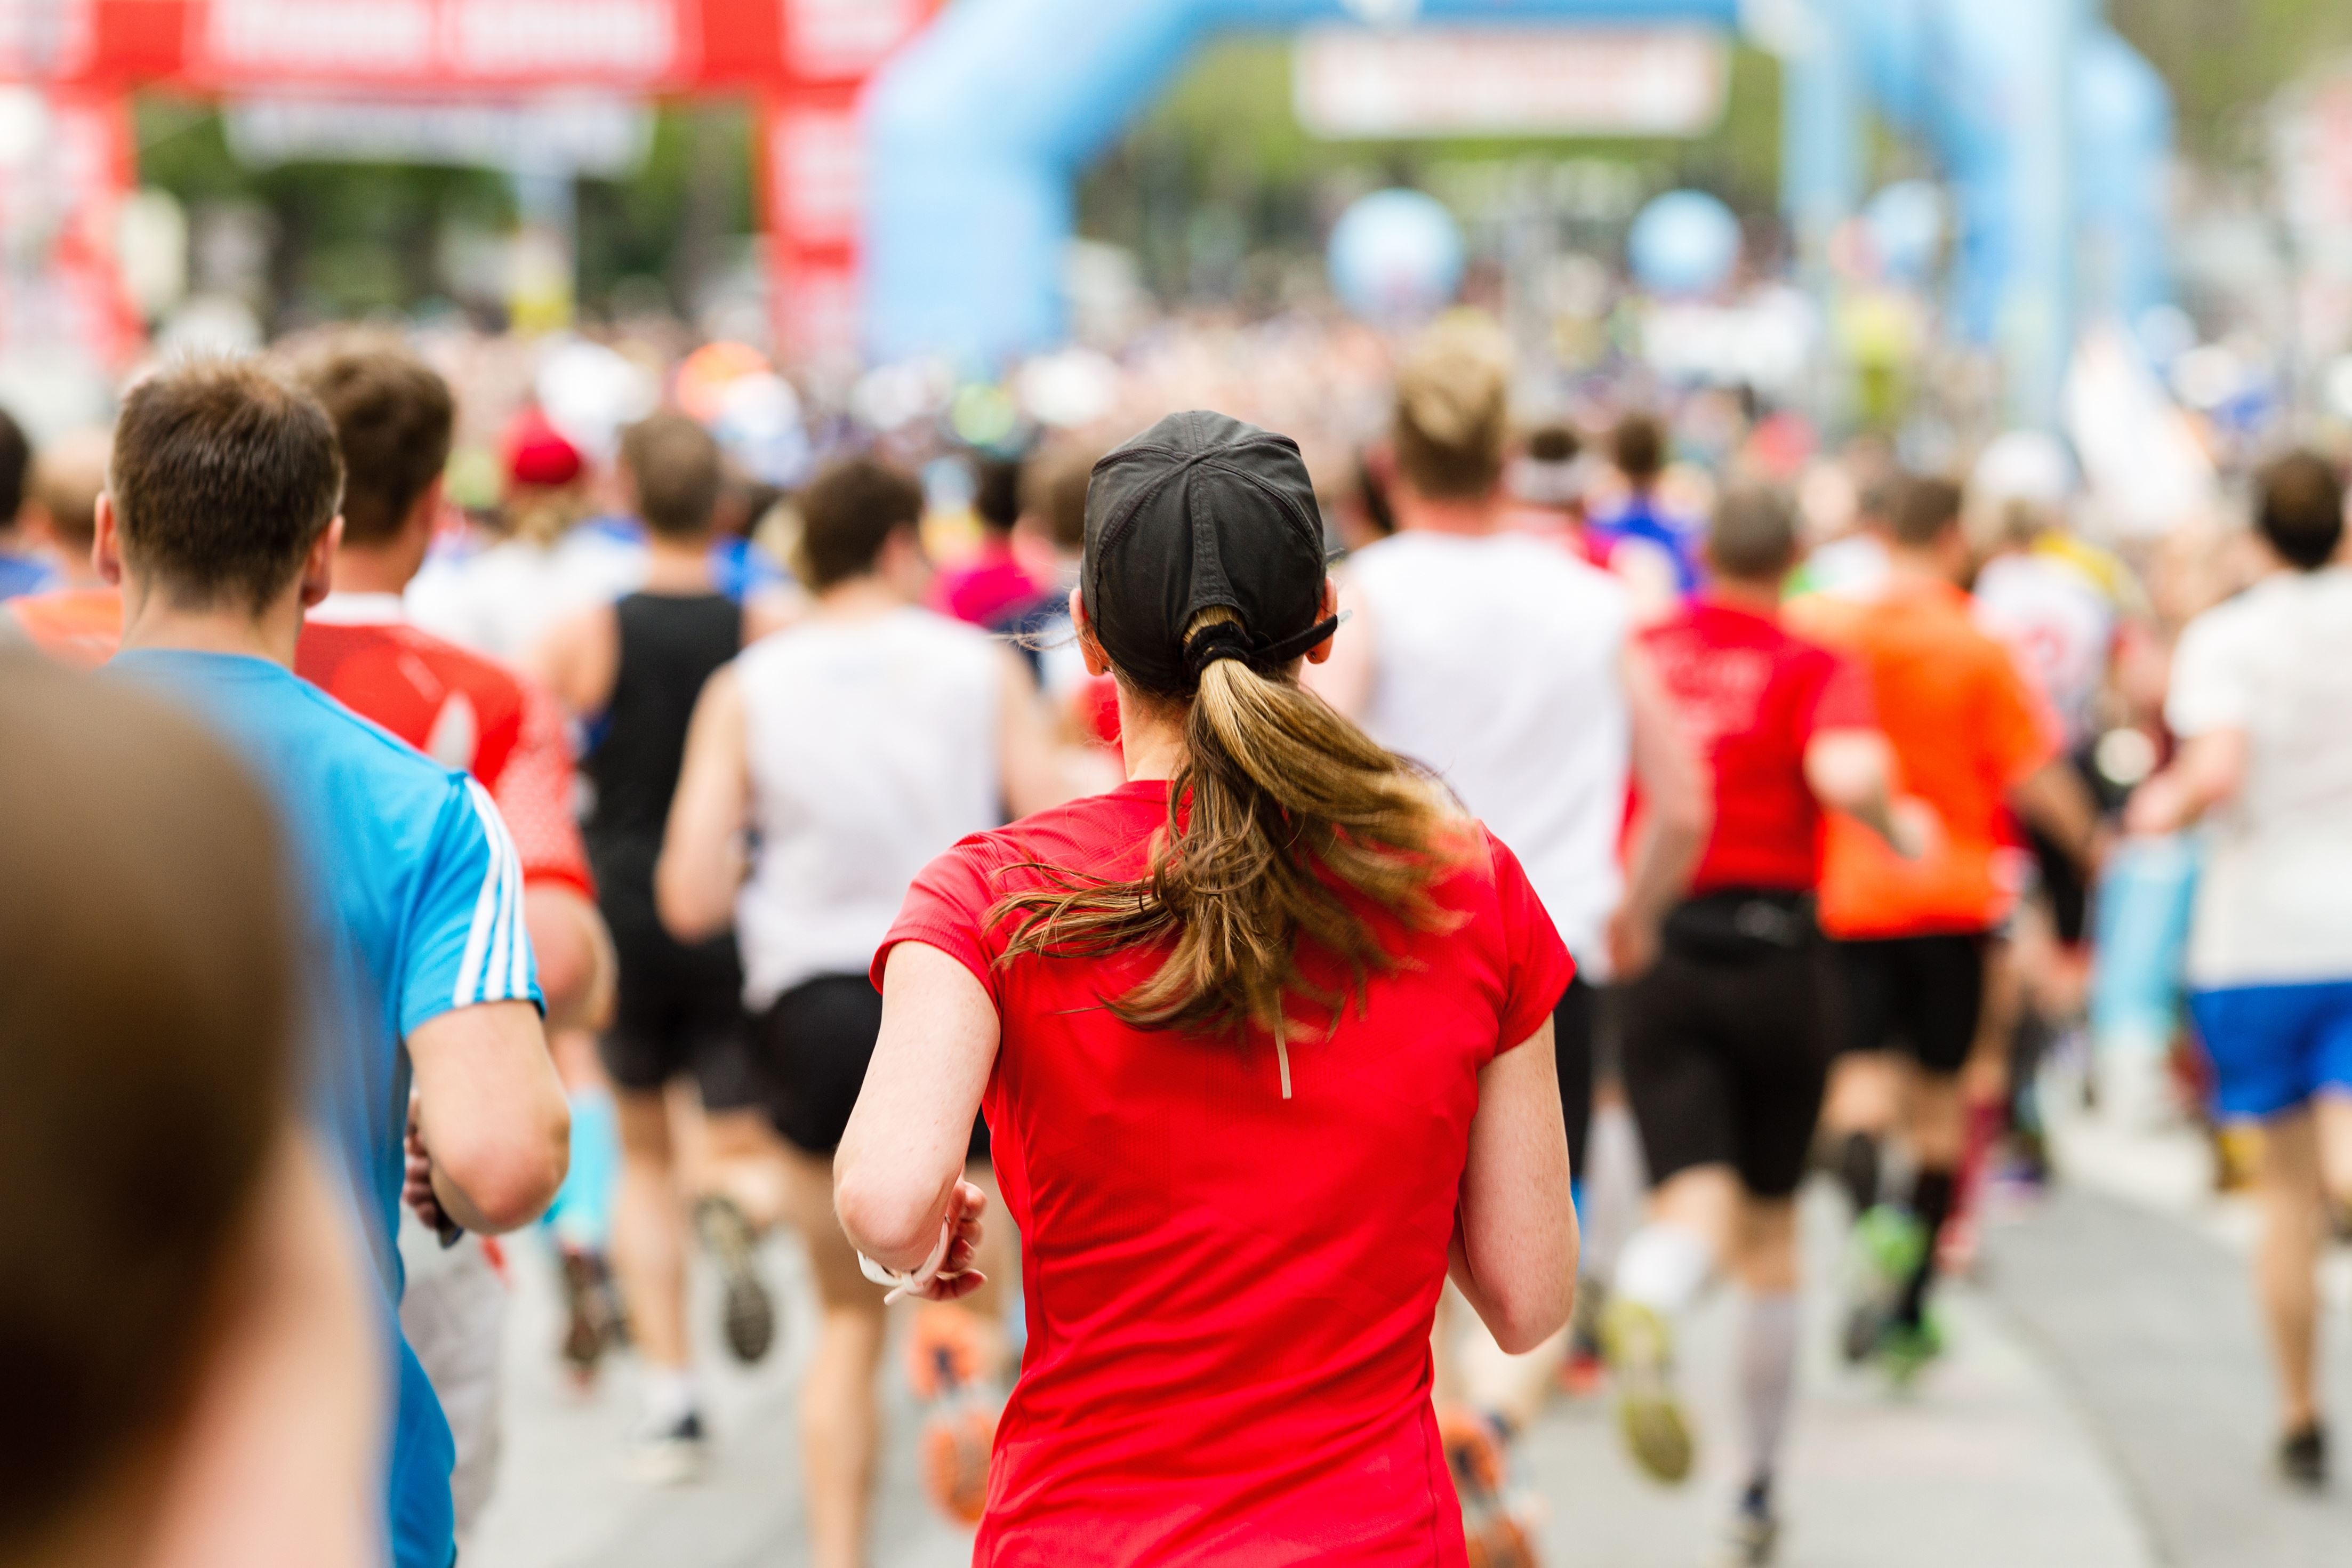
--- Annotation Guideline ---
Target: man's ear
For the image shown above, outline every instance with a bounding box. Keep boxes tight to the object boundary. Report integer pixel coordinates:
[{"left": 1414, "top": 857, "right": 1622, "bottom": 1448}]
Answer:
[
  {"left": 406, "top": 474, "right": 447, "bottom": 550},
  {"left": 299, "top": 517, "right": 344, "bottom": 609},
  {"left": 93, "top": 492, "right": 124, "bottom": 586},
  {"left": 1071, "top": 585, "right": 1110, "bottom": 678}
]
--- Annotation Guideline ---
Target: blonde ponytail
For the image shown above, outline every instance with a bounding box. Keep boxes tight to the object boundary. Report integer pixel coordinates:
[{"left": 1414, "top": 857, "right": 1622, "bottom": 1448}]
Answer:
[{"left": 995, "top": 609, "right": 1463, "bottom": 1075}]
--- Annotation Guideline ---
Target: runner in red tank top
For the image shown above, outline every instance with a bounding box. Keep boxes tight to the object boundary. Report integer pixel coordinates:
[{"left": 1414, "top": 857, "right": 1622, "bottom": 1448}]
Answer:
[
  {"left": 836, "top": 412, "right": 1580, "bottom": 1565},
  {"left": 1602, "top": 488, "right": 1921, "bottom": 1560}
]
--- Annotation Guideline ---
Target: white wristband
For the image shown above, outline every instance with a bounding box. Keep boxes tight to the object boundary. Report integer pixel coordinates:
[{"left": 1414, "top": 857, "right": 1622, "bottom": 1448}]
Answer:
[{"left": 857, "top": 1218, "right": 956, "bottom": 1305}]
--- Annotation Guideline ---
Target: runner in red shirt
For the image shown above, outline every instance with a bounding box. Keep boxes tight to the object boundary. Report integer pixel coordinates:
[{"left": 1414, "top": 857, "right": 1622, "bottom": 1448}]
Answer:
[
  {"left": 834, "top": 412, "right": 1580, "bottom": 1566},
  {"left": 1604, "top": 487, "right": 1921, "bottom": 1561}
]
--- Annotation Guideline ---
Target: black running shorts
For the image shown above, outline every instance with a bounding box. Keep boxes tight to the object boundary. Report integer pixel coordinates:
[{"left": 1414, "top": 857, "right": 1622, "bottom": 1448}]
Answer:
[
  {"left": 752, "top": 972, "right": 991, "bottom": 1162},
  {"left": 1619, "top": 897, "right": 1836, "bottom": 1199},
  {"left": 595, "top": 884, "right": 761, "bottom": 1111},
  {"left": 1554, "top": 975, "right": 1597, "bottom": 1181},
  {"left": 1834, "top": 931, "right": 1989, "bottom": 1075}
]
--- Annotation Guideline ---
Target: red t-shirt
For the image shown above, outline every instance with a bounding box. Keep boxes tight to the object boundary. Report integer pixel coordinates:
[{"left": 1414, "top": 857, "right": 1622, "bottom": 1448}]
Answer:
[
  {"left": 933, "top": 537, "right": 1047, "bottom": 628},
  {"left": 296, "top": 610, "right": 595, "bottom": 899},
  {"left": 1641, "top": 597, "right": 1872, "bottom": 896},
  {"left": 877, "top": 780, "right": 1572, "bottom": 1566}
]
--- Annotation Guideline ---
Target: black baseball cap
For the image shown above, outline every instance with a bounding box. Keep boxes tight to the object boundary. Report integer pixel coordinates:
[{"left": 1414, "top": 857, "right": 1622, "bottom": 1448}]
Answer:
[{"left": 1081, "top": 411, "right": 1337, "bottom": 697}]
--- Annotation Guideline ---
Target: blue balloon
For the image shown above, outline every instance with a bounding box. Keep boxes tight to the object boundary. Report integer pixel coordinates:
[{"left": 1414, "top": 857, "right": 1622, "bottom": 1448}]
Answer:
[
  {"left": 1327, "top": 189, "right": 1465, "bottom": 326},
  {"left": 1627, "top": 189, "right": 1742, "bottom": 297},
  {"left": 1864, "top": 179, "right": 1945, "bottom": 283}
]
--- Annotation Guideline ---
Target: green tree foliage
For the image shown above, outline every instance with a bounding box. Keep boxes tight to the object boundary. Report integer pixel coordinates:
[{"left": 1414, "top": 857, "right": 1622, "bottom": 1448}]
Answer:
[
  {"left": 132, "top": 95, "right": 752, "bottom": 323},
  {"left": 2110, "top": 0, "right": 2352, "bottom": 166}
]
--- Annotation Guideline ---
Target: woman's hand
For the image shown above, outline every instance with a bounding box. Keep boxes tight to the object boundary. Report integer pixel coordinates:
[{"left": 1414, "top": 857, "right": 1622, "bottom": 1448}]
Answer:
[
  {"left": 914, "top": 1180, "right": 991, "bottom": 1302},
  {"left": 860, "top": 1179, "right": 991, "bottom": 1304}
]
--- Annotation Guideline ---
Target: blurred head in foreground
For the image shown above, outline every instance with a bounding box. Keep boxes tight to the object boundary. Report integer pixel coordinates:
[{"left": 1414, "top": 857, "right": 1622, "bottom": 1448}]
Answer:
[{"left": 0, "top": 655, "right": 296, "bottom": 1567}]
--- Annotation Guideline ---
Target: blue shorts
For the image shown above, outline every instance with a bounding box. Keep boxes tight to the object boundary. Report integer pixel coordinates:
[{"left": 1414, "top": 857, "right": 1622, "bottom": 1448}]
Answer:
[{"left": 2188, "top": 982, "right": 2352, "bottom": 1121}]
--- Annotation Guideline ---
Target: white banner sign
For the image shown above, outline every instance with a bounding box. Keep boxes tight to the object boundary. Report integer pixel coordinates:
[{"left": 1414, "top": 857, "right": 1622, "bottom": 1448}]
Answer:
[
  {"left": 193, "top": 0, "right": 686, "bottom": 86},
  {"left": 226, "top": 95, "right": 655, "bottom": 176},
  {"left": 784, "top": 0, "right": 926, "bottom": 81},
  {"left": 1294, "top": 25, "right": 1729, "bottom": 140}
]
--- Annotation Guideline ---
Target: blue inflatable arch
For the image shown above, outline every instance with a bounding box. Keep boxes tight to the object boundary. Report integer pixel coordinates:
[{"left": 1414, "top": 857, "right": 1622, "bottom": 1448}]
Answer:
[{"left": 865, "top": 0, "right": 2170, "bottom": 421}]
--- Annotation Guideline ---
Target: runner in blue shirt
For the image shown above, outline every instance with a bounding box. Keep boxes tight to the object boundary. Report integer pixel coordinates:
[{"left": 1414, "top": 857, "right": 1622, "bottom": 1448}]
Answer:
[{"left": 94, "top": 359, "right": 572, "bottom": 1568}]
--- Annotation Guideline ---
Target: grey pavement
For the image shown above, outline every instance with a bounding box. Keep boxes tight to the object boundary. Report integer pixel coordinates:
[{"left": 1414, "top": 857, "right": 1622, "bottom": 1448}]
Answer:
[
  {"left": 1981, "top": 1184, "right": 2352, "bottom": 1568},
  {"left": 469, "top": 1186, "right": 2159, "bottom": 1568}
]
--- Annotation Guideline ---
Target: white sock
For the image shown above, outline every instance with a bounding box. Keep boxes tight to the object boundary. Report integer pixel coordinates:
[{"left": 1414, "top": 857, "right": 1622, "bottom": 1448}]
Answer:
[
  {"left": 1739, "top": 1292, "right": 1801, "bottom": 1486},
  {"left": 1614, "top": 1222, "right": 1714, "bottom": 1315},
  {"left": 643, "top": 1366, "right": 697, "bottom": 1426}
]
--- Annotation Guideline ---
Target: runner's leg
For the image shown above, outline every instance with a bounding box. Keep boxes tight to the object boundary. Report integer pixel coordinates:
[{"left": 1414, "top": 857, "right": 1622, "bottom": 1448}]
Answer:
[
  {"left": 2254, "top": 1106, "right": 2324, "bottom": 1438},
  {"left": 783, "top": 1143, "right": 886, "bottom": 1568},
  {"left": 1728, "top": 1197, "right": 1800, "bottom": 1564},
  {"left": 609, "top": 1087, "right": 702, "bottom": 1473}
]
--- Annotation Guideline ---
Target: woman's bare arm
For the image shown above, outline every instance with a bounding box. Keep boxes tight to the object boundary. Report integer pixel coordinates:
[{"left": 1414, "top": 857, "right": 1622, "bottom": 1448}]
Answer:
[
  {"left": 834, "top": 942, "right": 1001, "bottom": 1292},
  {"left": 1449, "top": 1018, "right": 1578, "bottom": 1354}
]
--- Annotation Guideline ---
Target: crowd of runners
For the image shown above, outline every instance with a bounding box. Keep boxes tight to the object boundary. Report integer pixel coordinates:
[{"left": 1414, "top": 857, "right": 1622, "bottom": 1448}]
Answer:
[{"left": 3, "top": 305, "right": 2350, "bottom": 1568}]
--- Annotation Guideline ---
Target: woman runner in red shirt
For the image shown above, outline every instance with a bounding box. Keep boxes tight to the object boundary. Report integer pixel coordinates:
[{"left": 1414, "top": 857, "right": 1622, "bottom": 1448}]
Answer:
[{"left": 834, "top": 411, "right": 1579, "bottom": 1565}]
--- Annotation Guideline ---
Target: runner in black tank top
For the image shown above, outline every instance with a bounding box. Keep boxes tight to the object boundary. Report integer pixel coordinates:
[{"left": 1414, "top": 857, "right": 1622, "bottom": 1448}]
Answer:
[
  {"left": 531, "top": 413, "right": 785, "bottom": 1482},
  {"left": 585, "top": 591, "right": 742, "bottom": 900}
]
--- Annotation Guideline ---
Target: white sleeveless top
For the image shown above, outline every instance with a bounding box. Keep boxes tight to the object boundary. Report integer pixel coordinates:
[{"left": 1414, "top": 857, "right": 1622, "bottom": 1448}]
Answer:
[
  {"left": 1347, "top": 530, "right": 1633, "bottom": 978},
  {"left": 734, "top": 607, "right": 1004, "bottom": 1008}
]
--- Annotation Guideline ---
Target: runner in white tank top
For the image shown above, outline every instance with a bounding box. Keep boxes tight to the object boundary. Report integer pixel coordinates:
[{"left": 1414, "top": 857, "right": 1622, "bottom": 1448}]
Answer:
[
  {"left": 1344, "top": 529, "right": 1635, "bottom": 975},
  {"left": 732, "top": 607, "right": 1004, "bottom": 1009},
  {"left": 656, "top": 455, "right": 1087, "bottom": 1556},
  {"left": 1307, "top": 321, "right": 1707, "bottom": 1556}
]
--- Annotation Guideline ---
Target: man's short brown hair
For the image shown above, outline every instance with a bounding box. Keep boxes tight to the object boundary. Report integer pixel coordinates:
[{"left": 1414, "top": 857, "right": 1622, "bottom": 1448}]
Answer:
[
  {"left": 620, "top": 412, "right": 723, "bottom": 542},
  {"left": 31, "top": 427, "right": 110, "bottom": 554},
  {"left": 2254, "top": 449, "right": 2345, "bottom": 572},
  {"left": 1613, "top": 413, "right": 1667, "bottom": 484},
  {"left": 1024, "top": 444, "right": 1101, "bottom": 554},
  {"left": 1709, "top": 485, "right": 1799, "bottom": 580},
  {"left": 1892, "top": 475, "right": 1962, "bottom": 549},
  {"left": 796, "top": 455, "right": 924, "bottom": 591},
  {"left": 111, "top": 359, "right": 344, "bottom": 612},
  {"left": 0, "top": 655, "right": 294, "bottom": 1551},
  {"left": 287, "top": 336, "right": 454, "bottom": 549}
]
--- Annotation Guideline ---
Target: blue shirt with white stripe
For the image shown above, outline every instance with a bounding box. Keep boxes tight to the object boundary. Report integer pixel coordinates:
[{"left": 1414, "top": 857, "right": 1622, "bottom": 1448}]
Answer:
[{"left": 114, "top": 650, "right": 541, "bottom": 1568}]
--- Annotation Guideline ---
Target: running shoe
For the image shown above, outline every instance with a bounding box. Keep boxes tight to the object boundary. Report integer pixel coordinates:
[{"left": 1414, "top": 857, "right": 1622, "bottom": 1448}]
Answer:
[
  {"left": 694, "top": 1195, "right": 775, "bottom": 1365},
  {"left": 1436, "top": 1407, "right": 1540, "bottom": 1568},
  {"left": 558, "top": 1244, "right": 621, "bottom": 1382},
  {"left": 905, "top": 1303, "right": 1001, "bottom": 1525},
  {"left": 1599, "top": 1298, "right": 1694, "bottom": 1484},
  {"left": 627, "top": 1409, "right": 707, "bottom": 1486},
  {"left": 1873, "top": 1315, "right": 1945, "bottom": 1389},
  {"left": 1841, "top": 1204, "right": 1926, "bottom": 1366},
  {"left": 1560, "top": 1275, "right": 1607, "bottom": 1398},
  {"left": 2279, "top": 1424, "right": 2328, "bottom": 1489},
  {"left": 1723, "top": 1478, "right": 1779, "bottom": 1565}
]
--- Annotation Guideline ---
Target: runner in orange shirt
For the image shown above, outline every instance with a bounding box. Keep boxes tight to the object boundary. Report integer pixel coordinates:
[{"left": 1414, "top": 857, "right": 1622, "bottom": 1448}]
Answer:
[
  {"left": 1789, "top": 475, "right": 2101, "bottom": 1380},
  {"left": 3, "top": 427, "right": 117, "bottom": 666}
]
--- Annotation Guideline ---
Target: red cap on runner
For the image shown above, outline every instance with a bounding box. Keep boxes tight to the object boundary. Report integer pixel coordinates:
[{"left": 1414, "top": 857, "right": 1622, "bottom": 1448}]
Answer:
[{"left": 502, "top": 406, "right": 584, "bottom": 489}]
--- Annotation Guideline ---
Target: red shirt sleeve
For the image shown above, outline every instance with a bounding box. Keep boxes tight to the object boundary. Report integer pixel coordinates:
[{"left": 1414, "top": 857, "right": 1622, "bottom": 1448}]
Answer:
[
  {"left": 494, "top": 678, "right": 596, "bottom": 899},
  {"left": 873, "top": 833, "right": 1005, "bottom": 1006},
  {"left": 1803, "top": 649, "right": 1875, "bottom": 736},
  {"left": 1484, "top": 827, "right": 1576, "bottom": 1052}
]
